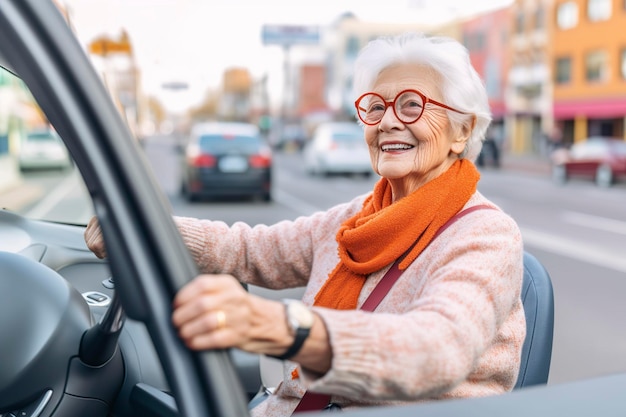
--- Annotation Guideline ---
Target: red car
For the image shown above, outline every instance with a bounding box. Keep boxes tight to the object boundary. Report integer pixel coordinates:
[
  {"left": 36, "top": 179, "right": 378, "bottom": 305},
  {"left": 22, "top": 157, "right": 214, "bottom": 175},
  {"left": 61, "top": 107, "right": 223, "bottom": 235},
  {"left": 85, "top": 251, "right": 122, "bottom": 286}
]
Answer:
[{"left": 551, "top": 136, "right": 626, "bottom": 187}]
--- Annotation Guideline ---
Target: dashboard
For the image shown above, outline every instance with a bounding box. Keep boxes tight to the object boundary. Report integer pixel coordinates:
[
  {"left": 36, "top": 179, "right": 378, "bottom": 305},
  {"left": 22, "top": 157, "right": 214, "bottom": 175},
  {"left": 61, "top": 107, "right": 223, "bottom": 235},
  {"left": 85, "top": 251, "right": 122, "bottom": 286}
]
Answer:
[{"left": 0, "top": 209, "right": 263, "bottom": 407}]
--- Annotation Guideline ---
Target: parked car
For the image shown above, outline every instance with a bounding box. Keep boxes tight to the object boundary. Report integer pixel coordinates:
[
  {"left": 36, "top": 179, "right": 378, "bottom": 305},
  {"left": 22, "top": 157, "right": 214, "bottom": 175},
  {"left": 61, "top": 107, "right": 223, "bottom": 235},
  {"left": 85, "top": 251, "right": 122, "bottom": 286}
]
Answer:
[
  {"left": 3, "top": 2, "right": 626, "bottom": 417},
  {"left": 551, "top": 136, "right": 626, "bottom": 187},
  {"left": 303, "top": 121, "right": 374, "bottom": 177},
  {"left": 180, "top": 121, "right": 272, "bottom": 202},
  {"left": 18, "top": 128, "right": 72, "bottom": 171}
]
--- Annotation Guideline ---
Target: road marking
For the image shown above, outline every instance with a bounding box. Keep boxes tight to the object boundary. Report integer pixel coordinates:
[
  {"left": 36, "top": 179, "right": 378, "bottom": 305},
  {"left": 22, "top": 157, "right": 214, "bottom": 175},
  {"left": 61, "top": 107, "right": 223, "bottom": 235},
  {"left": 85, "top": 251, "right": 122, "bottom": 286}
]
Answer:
[
  {"left": 275, "top": 191, "right": 626, "bottom": 273},
  {"left": 561, "top": 211, "right": 626, "bottom": 235},
  {"left": 521, "top": 227, "right": 626, "bottom": 273},
  {"left": 24, "top": 173, "right": 79, "bottom": 219},
  {"left": 273, "top": 189, "right": 324, "bottom": 216}
]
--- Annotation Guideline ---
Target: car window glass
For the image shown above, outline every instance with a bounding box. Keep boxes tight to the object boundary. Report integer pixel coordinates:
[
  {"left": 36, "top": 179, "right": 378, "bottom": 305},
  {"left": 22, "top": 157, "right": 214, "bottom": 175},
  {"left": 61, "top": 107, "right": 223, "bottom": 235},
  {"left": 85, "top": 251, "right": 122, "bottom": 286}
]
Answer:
[
  {"left": 571, "top": 140, "right": 604, "bottom": 158},
  {"left": 199, "top": 134, "right": 261, "bottom": 154},
  {"left": 332, "top": 131, "right": 364, "bottom": 144},
  {"left": 0, "top": 66, "right": 93, "bottom": 225},
  {"left": 611, "top": 141, "right": 626, "bottom": 155}
]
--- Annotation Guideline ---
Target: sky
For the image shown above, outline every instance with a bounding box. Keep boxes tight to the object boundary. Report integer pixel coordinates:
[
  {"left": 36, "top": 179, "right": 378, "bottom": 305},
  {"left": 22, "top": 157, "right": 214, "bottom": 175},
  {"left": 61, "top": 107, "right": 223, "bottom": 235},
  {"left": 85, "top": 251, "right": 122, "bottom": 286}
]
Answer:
[{"left": 63, "top": 0, "right": 513, "bottom": 113}]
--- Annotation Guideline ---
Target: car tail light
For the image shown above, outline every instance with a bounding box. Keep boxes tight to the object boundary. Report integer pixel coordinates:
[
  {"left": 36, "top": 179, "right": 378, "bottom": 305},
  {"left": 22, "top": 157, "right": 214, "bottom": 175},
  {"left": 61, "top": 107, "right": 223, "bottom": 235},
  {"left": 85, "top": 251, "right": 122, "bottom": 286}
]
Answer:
[
  {"left": 249, "top": 153, "right": 271, "bottom": 168},
  {"left": 190, "top": 154, "right": 216, "bottom": 167}
]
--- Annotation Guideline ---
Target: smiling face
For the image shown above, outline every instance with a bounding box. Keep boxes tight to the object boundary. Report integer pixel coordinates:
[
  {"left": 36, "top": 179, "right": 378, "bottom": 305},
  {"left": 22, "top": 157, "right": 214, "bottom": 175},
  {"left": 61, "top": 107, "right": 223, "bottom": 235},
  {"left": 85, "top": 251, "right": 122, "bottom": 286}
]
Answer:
[{"left": 364, "top": 63, "right": 471, "bottom": 201}]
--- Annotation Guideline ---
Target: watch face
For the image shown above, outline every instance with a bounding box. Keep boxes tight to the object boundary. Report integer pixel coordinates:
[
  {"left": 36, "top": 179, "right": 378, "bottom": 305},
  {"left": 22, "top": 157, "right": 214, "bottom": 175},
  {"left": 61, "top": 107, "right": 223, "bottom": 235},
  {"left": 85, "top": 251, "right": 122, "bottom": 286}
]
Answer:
[{"left": 287, "top": 300, "right": 314, "bottom": 330}]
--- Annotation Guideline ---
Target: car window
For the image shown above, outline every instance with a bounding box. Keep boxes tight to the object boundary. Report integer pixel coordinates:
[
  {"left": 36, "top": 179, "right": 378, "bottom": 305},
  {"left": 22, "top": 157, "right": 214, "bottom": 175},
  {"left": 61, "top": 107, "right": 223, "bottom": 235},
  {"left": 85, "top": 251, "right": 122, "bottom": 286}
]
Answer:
[
  {"left": 0, "top": 65, "right": 93, "bottom": 225},
  {"left": 199, "top": 134, "right": 261, "bottom": 154},
  {"left": 332, "top": 131, "right": 364, "bottom": 144},
  {"left": 25, "top": 130, "right": 62, "bottom": 142},
  {"left": 571, "top": 140, "right": 606, "bottom": 159},
  {"left": 611, "top": 141, "right": 626, "bottom": 156}
]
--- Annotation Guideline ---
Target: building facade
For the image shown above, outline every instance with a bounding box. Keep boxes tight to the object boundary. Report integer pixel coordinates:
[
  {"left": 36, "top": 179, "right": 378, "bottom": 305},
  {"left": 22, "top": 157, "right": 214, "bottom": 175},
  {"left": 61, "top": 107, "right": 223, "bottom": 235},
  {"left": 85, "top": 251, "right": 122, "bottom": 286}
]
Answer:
[
  {"left": 552, "top": 0, "right": 626, "bottom": 144},
  {"left": 506, "top": 0, "right": 554, "bottom": 156},
  {"left": 326, "top": 15, "right": 459, "bottom": 120},
  {"left": 462, "top": 7, "right": 512, "bottom": 149}
]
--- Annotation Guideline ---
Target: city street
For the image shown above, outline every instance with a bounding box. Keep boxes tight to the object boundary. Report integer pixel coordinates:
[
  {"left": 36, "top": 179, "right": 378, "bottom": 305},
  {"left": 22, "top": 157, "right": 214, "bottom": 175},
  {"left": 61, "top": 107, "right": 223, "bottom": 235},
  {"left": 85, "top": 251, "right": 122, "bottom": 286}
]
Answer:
[
  {"left": 18, "top": 133, "right": 626, "bottom": 386},
  {"left": 146, "top": 133, "right": 626, "bottom": 385}
]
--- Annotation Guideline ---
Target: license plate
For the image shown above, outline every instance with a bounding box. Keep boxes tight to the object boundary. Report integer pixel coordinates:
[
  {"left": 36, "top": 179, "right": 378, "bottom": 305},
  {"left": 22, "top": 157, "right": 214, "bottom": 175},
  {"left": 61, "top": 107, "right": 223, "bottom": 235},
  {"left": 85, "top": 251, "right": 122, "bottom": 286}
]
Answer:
[{"left": 218, "top": 156, "right": 248, "bottom": 172}]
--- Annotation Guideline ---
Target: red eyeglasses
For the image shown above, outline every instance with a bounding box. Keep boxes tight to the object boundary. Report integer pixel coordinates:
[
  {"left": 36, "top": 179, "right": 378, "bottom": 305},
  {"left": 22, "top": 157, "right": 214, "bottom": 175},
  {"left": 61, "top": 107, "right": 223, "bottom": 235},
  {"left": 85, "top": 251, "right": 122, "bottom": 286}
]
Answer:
[{"left": 354, "top": 89, "right": 472, "bottom": 125}]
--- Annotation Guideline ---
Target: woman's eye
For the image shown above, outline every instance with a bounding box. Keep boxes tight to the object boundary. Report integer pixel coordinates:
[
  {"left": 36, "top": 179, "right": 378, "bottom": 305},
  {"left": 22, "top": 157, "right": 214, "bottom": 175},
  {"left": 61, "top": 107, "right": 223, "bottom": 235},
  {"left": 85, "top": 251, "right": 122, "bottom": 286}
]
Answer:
[{"left": 403, "top": 100, "right": 422, "bottom": 108}]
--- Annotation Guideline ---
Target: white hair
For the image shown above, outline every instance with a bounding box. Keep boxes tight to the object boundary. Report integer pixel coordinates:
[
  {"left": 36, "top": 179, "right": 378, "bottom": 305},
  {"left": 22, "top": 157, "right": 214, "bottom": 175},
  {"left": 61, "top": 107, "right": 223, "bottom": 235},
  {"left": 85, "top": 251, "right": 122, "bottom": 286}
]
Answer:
[{"left": 352, "top": 32, "right": 491, "bottom": 161}]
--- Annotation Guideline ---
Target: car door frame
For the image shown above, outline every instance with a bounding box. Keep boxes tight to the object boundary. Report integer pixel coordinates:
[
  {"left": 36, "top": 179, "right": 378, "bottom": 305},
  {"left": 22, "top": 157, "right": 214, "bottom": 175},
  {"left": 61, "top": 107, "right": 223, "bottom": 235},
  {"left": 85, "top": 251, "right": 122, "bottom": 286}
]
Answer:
[
  {"left": 0, "top": 1, "right": 248, "bottom": 416},
  {"left": 4, "top": 2, "right": 626, "bottom": 417}
]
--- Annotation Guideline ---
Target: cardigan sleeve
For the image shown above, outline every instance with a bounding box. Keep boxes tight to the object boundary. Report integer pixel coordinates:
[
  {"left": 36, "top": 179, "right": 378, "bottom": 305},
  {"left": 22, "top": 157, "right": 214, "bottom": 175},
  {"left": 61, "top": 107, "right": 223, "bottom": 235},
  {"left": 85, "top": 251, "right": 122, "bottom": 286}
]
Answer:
[
  {"left": 296, "top": 206, "right": 525, "bottom": 403},
  {"left": 173, "top": 195, "right": 367, "bottom": 289}
]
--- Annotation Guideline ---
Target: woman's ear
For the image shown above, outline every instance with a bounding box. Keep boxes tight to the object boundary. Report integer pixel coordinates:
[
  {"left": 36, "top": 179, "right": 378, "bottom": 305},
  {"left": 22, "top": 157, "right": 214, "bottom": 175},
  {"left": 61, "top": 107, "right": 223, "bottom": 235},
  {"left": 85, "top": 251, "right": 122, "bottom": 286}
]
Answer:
[{"left": 451, "top": 116, "right": 475, "bottom": 156}]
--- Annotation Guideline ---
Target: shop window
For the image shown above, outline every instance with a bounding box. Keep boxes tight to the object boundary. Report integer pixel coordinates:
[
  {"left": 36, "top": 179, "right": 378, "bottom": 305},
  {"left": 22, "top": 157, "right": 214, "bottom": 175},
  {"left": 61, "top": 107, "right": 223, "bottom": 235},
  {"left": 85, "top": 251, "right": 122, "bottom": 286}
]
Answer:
[
  {"left": 585, "top": 50, "right": 608, "bottom": 82},
  {"left": 555, "top": 57, "right": 572, "bottom": 84},
  {"left": 588, "top": 0, "right": 611, "bottom": 21},
  {"left": 557, "top": 1, "right": 578, "bottom": 29}
]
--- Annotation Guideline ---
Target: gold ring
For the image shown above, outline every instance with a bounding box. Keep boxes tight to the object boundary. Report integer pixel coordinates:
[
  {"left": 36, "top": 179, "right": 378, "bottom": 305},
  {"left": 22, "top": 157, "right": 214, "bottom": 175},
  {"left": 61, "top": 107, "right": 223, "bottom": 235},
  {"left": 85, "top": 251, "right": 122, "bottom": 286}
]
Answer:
[{"left": 215, "top": 310, "right": 226, "bottom": 330}]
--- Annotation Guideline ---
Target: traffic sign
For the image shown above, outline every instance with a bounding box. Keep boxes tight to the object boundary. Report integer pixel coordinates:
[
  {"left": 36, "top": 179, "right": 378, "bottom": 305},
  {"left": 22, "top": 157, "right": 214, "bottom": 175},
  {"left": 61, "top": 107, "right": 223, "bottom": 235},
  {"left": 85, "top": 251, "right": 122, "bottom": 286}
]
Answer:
[{"left": 261, "top": 25, "right": 320, "bottom": 46}]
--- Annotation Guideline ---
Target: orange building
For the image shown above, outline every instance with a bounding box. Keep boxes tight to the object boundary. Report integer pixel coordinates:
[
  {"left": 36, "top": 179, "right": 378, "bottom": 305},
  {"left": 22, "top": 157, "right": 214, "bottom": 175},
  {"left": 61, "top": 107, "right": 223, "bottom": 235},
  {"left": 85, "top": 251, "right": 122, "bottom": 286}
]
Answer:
[{"left": 552, "top": 0, "right": 626, "bottom": 143}]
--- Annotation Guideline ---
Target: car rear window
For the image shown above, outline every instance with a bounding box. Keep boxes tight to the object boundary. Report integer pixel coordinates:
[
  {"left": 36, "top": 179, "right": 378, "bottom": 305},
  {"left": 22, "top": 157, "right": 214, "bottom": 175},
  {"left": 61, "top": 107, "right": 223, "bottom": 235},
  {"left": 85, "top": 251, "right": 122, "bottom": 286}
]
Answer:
[
  {"left": 198, "top": 134, "right": 261, "bottom": 154},
  {"left": 332, "top": 131, "right": 363, "bottom": 144},
  {"left": 27, "top": 131, "right": 60, "bottom": 142}
]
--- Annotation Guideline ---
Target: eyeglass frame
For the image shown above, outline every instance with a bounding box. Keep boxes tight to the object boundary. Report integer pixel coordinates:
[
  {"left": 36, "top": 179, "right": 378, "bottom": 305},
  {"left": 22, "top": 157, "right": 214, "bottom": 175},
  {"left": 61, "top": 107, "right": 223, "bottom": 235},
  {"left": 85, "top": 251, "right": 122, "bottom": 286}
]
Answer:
[{"left": 354, "top": 89, "right": 473, "bottom": 126}]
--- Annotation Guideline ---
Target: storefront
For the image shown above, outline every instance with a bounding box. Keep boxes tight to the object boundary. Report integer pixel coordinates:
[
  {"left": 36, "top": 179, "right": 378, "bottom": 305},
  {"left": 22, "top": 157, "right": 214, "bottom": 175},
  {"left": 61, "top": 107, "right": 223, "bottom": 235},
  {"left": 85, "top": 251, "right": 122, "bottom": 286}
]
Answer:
[{"left": 553, "top": 98, "right": 626, "bottom": 144}]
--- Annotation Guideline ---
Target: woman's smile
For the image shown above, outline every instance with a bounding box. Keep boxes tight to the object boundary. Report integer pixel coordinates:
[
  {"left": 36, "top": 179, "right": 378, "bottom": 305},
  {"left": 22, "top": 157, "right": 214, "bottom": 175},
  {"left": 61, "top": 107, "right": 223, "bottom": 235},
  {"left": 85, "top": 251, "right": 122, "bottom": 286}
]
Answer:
[{"left": 380, "top": 142, "right": 415, "bottom": 152}]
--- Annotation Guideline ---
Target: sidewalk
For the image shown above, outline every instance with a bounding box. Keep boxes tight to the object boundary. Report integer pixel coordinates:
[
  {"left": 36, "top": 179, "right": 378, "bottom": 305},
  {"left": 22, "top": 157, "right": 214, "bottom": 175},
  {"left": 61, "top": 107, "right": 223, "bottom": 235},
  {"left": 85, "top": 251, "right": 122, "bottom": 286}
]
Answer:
[{"left": 500, "top": 152, "right": 552, "bottom": 176}]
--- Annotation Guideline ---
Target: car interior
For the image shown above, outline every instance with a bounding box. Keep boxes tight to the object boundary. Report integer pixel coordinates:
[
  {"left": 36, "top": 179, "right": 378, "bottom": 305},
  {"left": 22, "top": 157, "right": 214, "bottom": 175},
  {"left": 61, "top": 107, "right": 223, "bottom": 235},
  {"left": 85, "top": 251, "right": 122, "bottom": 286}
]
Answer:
[{"left": 2, "top": 1, "right": 626, "bottom": 417}]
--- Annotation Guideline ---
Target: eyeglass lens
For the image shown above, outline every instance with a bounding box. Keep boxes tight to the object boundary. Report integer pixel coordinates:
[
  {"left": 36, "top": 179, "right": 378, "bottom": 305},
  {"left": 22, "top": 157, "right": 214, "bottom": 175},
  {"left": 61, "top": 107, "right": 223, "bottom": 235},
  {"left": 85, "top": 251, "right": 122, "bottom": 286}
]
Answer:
[{"left": 358, "top": 91, "right": 424, "bottom": 124}]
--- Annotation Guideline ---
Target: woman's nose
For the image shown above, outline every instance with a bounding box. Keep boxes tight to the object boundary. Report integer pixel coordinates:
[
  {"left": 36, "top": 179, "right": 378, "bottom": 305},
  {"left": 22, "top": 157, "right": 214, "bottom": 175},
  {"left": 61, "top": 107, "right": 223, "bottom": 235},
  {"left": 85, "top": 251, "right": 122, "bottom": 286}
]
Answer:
[{"left": 378, "top": 105, "right": 402, "bottom": 131}]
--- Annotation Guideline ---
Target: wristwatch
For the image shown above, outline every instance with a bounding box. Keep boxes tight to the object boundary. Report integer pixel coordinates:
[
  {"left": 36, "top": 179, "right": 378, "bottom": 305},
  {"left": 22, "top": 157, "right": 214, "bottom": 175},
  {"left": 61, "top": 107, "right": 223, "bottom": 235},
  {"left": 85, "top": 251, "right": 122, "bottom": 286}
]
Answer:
[{"left": 271, "top": 299, "right": 314, "bottom": 360}]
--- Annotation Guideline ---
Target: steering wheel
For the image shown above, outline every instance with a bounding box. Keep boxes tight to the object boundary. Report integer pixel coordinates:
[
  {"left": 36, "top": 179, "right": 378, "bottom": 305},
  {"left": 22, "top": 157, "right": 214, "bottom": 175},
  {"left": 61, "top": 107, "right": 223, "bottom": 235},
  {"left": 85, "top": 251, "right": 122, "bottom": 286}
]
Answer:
[{"left": 0, "top": 251, "right": 124, "bottom": 416}]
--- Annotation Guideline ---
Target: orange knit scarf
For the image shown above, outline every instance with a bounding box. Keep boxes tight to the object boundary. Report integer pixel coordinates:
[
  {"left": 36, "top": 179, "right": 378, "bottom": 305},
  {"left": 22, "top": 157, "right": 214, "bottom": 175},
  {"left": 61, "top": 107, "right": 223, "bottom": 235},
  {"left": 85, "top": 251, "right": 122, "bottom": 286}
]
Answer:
[{"left": 314, "top": 159, "right": 480, "bottom": 310}]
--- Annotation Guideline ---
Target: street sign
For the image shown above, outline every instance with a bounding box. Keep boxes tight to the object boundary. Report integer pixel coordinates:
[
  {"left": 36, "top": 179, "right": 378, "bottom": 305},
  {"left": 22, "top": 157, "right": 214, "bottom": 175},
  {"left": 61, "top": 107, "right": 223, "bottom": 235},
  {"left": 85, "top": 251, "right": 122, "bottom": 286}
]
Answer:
[
  {"left": 261, "top": 25, "right": 320, "bottom": 46},
  {"left": 161, "top": 81, "right": 189, "bottom": 91}
]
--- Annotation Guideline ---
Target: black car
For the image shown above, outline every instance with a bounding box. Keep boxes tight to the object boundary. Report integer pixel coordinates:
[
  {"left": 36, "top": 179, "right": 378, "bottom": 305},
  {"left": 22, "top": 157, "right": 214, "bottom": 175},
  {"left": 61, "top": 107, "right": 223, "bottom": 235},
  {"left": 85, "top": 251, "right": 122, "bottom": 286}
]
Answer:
[
  {"left": 180, "top": 121, "right": 272, "bottom": 202},
  {"left": 1, "top": 1, "right": 626, "bottom": 417}
]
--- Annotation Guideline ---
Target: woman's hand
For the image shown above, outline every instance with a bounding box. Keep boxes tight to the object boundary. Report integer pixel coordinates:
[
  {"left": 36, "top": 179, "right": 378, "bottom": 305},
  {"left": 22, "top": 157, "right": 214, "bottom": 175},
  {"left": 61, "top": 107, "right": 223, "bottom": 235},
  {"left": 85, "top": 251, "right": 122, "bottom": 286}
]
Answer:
[
  {"left": 84, "top": 216, "right": 107, "bottom": 259},
  {"left": 171, "top": 274, "right": 291, "bottom": 355}
]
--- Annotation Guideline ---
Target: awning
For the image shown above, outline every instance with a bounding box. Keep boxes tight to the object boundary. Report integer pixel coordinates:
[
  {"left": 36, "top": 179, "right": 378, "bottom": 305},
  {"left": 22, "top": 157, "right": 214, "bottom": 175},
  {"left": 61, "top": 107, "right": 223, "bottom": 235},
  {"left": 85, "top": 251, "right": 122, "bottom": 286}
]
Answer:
[{"left": 553, "top": 98, "right": 626, "bottom": 119}]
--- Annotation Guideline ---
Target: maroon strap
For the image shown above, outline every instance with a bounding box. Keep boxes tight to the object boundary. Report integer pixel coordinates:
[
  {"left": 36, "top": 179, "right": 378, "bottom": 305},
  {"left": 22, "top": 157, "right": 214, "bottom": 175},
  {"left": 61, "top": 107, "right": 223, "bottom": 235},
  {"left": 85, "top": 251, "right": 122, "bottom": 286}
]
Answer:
[
  {"left": 360, "top": 204, "right": 493, "bottom": 312},
  {"left": 293, "top": 204, "right": 494, "bottom": 413},
  {"left": 293, "top": 392, "right": 334, "bottom": 413}
]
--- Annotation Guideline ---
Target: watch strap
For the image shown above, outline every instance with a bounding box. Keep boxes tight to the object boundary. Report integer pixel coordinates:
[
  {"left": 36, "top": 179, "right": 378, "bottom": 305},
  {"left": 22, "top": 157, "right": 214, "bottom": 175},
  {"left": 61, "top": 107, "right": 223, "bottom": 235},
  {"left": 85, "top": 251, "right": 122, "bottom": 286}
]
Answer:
[{"left": 269, "top": 327, "right": 310, "bottom": 360}]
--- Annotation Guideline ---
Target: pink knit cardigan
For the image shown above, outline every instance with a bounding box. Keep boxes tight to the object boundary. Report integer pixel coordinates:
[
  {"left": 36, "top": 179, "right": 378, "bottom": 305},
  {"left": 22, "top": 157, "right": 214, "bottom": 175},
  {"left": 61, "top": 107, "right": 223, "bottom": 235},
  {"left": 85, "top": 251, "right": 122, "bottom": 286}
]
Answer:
[{"left": 174, "top": 190, "right": 525, "bottom": 416}]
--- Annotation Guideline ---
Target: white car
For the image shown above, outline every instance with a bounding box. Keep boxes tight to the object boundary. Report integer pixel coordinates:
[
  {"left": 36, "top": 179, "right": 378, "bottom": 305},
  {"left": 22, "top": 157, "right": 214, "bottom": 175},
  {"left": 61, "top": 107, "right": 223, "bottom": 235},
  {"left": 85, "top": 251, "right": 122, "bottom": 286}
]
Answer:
[
  {"left": 303, "top": 121, "right": 373, "bottom": 177},
  {"left": 18, "top": 128, "right": 72, "bottom": 171}
]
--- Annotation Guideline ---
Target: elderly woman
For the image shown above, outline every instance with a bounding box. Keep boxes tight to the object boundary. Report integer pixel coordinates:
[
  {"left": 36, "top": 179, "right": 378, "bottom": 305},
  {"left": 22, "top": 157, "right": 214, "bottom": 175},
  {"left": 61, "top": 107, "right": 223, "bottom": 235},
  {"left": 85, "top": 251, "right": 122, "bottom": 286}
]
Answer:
[{"left": 85, "top": 32, "right": 525, "bottom": 415}]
